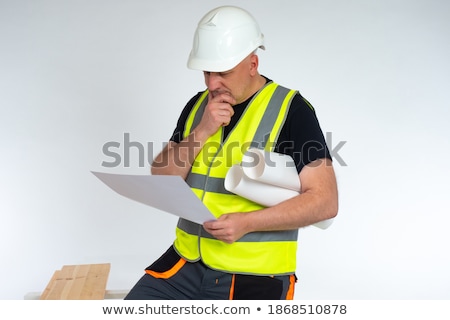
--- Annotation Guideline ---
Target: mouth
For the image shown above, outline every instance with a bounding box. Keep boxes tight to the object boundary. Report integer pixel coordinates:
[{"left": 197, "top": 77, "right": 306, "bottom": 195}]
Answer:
[{"left": 211, "top": 90, "right": 232, "bottom": 98}]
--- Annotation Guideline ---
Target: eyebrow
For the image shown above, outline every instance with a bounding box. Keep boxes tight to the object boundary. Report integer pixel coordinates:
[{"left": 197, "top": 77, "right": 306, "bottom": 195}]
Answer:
[{"left": 204, "top": 70, "right": 233, "bottom": 76}]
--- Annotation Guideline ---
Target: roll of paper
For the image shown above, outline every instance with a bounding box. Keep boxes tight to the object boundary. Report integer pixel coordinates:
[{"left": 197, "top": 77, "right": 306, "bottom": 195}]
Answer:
[
  {"left": 242, "top": 148, "right": 300, "bottom": 191},
  {"left": 224, "top": 165, "right": 299, "bottom": 207},
  {"left": 225, "top": 148, "right": 334, "bottom": 230},
  {"left": 311, "top": 219, "right": 334, "bottom": 230}
]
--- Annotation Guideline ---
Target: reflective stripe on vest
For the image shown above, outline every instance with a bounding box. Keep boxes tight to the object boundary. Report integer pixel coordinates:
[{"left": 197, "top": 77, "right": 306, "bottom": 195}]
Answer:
[{"left": 174, "top": 81, "right": 299, "bottom": 275}]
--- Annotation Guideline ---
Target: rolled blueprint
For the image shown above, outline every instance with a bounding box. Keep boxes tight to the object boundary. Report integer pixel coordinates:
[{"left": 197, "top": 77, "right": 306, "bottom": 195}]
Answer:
[
  {"left": 242, "top": 148, "right": 300, "bottom": 191},
  {"left": 225, "top": 148, "right": 334, "bottom": 230},
  {"left": 224, "top": 165, "right": 299, "bottom": 207}
]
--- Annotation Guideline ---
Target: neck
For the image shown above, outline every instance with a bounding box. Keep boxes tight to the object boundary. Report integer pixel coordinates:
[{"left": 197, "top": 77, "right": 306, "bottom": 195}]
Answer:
[
  {"left": 254, "top": 74, "right": 267, "bottom": 90},
  {"left": 241, "top": 74, "right": 266, "bottom": 103}
]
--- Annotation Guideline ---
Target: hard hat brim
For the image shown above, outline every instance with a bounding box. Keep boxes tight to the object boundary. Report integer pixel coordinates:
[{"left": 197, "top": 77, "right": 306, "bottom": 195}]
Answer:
[{"left": 187, "top": 44, "right": 265, "bottom": 72}]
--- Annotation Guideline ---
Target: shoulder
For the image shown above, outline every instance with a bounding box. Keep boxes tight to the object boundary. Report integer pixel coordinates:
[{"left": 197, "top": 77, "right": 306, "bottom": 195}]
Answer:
[
  {"left": 264, "top": 79, "right": 320, "bottom": 124},
  {"left": 185, "top": 91, "right": 206, "bottom": 111},
  {"left": 170, "top": 91, "right": 205, "bottom": 143},
  {"left": 178, "top": 91, "right": 206, "bottom": 120},
  {"left": 266, "top": 79, "right": 315, "bottom": 114},
  {"left": 266, "top": 85, "right": 318, "bottom": 128}
]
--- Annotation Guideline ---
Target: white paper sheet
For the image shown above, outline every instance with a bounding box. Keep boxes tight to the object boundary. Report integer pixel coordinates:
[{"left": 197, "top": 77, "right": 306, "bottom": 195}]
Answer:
[
  {"left": 225, "top": 148, "right": 334, "bottom": 230},
  {"left": 92, "top": 171, "right": 216, "bottom": 224}
]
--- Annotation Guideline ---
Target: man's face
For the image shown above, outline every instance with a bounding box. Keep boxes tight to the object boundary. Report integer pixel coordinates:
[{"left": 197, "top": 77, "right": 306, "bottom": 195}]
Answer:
[{"left": 203, "top": 54, "right": 257, "bottom": 105}]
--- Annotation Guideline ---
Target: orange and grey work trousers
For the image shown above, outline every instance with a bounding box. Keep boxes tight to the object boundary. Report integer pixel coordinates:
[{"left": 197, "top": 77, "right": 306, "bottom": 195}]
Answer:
[{"left": 124, "top": 246, "right": 296, "bottom": 300}]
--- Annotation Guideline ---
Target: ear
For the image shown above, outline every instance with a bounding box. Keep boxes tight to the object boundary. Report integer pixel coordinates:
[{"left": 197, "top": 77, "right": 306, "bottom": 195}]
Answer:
[{"left": 249, "top": 54, "right": 259, "bottom": 76}]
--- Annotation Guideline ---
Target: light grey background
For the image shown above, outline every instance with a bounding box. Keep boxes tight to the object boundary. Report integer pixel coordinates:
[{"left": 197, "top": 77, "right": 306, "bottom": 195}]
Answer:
[{"left": 1, "top": 0, "right": 449, "bottom": 300}]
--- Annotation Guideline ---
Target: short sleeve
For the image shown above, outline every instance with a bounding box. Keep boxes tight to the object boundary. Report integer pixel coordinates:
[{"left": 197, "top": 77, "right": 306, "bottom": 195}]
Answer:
[{"left": 275, "top": 93, "right": 331, "bottom": 173}]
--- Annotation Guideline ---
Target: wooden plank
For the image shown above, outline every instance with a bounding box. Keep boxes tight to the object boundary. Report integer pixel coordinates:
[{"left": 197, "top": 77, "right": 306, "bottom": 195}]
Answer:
[
  {"left": 40, "top": 263, "right": 110, "bottom": 300},
  {"left": 39, "top": 270, "right": 61, "bottom": 300},
  {"left": 79, "top": 263, "right": 110, "bottom": 299},
  {"left": 63, "top": 264, "right": 90, "bottom": 299}
]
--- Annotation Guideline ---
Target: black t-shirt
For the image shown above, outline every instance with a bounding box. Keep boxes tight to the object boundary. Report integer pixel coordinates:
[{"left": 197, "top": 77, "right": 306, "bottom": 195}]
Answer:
[{"left": 170, "top": 78, "right": 331, "bottom": 173}]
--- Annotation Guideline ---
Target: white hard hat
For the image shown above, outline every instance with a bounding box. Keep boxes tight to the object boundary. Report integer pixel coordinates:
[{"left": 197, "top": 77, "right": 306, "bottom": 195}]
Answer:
[{"left": 187, "top": 6, "right": 265, "bottom": 72}]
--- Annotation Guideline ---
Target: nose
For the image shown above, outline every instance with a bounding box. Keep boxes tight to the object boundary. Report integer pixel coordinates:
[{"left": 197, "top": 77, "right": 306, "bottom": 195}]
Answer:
[{"left": 204, "top": 72, "right": 222, "bottom": 91}]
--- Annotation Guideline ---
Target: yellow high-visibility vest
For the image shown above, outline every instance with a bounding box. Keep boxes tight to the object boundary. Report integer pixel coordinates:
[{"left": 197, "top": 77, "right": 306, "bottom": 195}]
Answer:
[{"left": 174, "top": 81, "right": 299, "bottom": 275}]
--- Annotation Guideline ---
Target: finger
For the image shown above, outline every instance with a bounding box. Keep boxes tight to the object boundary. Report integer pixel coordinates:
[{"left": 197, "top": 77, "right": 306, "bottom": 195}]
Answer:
[
  {"left": 220, "top": 104, "right": 234, "bottom": 119},
  {"left": 211, "top": 92, "right": 236, "bottom": 105},
  {"left": 203, "top": 221, "right": 220, "bottom": 230}
]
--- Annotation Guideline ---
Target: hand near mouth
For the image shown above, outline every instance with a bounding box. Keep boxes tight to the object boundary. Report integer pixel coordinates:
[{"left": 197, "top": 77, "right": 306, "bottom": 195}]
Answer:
[{"left": 195, "top": 91, "right": 236, "bottom": 137}]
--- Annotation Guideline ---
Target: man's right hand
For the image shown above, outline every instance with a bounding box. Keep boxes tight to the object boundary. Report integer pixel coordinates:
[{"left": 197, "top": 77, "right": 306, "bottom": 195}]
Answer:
[{"left": 195, "top": 92, "right": 236, "bottom": 137}]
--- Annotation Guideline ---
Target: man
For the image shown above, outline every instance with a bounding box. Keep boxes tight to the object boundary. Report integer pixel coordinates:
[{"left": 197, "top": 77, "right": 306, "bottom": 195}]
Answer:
[{"left": 125, "top": 5, "right": 338, "bottom": 300}]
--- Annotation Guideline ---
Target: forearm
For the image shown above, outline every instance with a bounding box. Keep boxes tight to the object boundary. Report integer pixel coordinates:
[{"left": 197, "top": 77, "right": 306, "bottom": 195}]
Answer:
[
  {"left": 203, "top": 182, "right": 338, "bottom": 244},
  {"left": 151, "top": 129, "right": 209, "bottom": 179},
  {"left": 243, "top": 158, "right": 338, "bottom": 232},
  {"left": 246, "top": 188, "right": 338, "bottom": 232},
  {"left": 152, "top": 91, "right": 236, "bottom": 178},
  {"left": 202, "top": 160, "right": 338, "bottom": 244}
]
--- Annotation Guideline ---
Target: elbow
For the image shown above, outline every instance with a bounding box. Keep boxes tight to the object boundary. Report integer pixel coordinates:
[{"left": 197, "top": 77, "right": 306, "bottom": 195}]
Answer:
[
  {"left": 150, "top": 163, "right": 158, "bottom": 175},
  {"left": 323, "top": 193, "right": 338, "bottom": 220},
  {"left": 328, "top": 195, "right": 339, "bottom": 219},
  {"left": 150, "top": 159, "right": 169, "bottom": 176},
  {"left": 150, "top": 155, "right": 169, "bottom": 175},
  {"left": 325, "top": 180, "right": 339, "bottom": 219},
  {"left": 328, "top": 202, "right": 338, "bottom": 219},
  {"left": 150, "top": 160, "right": 188, "bottom": 180},
  {"left": 150, "top": 163, "right": 169, "bottom": 176}
]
